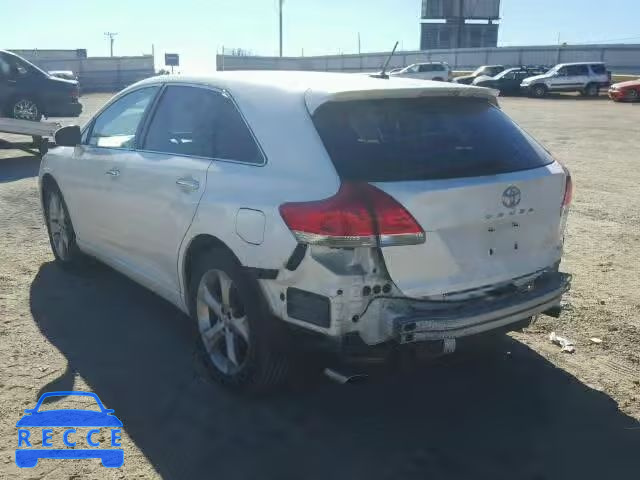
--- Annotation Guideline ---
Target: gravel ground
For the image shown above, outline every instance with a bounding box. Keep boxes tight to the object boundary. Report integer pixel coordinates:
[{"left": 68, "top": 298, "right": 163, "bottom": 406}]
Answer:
[{"left": 1, "top": 93, "right": 639, "bottom": 479}]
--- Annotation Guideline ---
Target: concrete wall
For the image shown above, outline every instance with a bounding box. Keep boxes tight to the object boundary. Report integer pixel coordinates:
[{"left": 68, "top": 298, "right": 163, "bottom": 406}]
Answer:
[
  {"left": 9, "top": 50, "right": 155, "bottom": 91},
  {"left": 217, "top": 44, "right": 640, "bottom": 74}
]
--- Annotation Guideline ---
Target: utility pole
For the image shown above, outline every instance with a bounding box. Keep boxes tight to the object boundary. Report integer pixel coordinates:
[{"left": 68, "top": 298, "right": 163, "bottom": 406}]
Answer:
[
  {"left": 104, "top": 32, "right": 118, "bottom": 57},
  {"left": 358, "top": 32, "right": 361, "bottom": 54},
  {"left": 279, "top": 0, "right": 284, "bottom": 57}
]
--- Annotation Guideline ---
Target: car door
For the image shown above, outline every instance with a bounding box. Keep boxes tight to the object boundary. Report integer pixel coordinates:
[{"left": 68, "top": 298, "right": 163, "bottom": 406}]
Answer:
[
  {"left": 105, "top": 84, "right": 227, "bottom": 300},
  {"left": 553, "top": 65, "right": 583, "bottom": 91},
  {"left": 60, "top": 86, "right": 160, "bottom": 259}
]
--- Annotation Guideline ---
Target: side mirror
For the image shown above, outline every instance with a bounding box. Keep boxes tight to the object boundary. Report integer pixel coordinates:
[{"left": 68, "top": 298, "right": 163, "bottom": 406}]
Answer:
[{"left": 54, "top": 125, "right": 81, "bottom": 147}]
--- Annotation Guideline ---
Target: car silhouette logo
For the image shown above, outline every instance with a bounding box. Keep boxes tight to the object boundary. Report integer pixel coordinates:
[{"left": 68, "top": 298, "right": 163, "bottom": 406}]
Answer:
[
  {"left": 502, "top": 185, "right": 522, "bottom": 209},
  {"left": 15, "top": 391, "right": 123, "bottom": 468}
]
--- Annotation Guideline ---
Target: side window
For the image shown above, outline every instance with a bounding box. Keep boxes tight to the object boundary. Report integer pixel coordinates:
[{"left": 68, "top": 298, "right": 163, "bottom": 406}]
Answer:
[
  {"left": 556, "top": 67, "right": 568, "bottom": 76},
  {"left": 419, "top": 64, "right": 432, "bottom": 72},
  {"left": 503, "top": 72, "right": 516, "bottom": 80},
  {"left": 566, "top": 65, "right": 588, "bottom": 76},
  {"left": 575, "top": 65, "right": 589, "bottom": 75},
  {"left": 214, "top": 94, "right": 264, "bottom": 164},
  {"left": 591, "top": 64, "right": 606, "bottom": 74},
  {"left": 142, "top": 86, "right": 263, "bottom": 164},
  {"left": 89, "top": 87, "right": 158, "bottom": 149},
  {"left": 143, "top": 85, "right": 220, "bottom": 158},
  {"left": 0, "top": 56, "right": 10, "bottom": 78},
  {"left": 406, "top": 65, "right": 419, "bottom": 73}
]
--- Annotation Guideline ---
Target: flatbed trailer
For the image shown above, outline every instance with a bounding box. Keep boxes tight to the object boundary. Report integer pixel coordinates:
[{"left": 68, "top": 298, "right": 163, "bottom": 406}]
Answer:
[{"left": 0, "top": 117, "right": 60, "bottom": 155}]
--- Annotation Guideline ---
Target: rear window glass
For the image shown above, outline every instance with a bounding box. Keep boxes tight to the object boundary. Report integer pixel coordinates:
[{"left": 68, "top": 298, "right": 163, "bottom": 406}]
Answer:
[
  {"left": 591, "top": 64, "right": 606, "bottom": 74},
  {"left": 312, "top": 98, "right": 552, "bottom": 182}
]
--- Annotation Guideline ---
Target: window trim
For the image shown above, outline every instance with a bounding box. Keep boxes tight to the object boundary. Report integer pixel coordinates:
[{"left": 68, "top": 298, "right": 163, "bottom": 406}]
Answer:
[
  {"left": 136, "top": 82, "right": 267, "bottom": 167},
  {"left": 82, "top": 85, "right": 161, "bottom": 151}
]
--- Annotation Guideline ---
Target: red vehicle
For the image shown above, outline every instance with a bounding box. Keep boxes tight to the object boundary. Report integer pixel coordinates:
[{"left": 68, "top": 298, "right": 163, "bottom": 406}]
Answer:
[{"left": 608, "top": 79, "right": 640, "bottom": 102}]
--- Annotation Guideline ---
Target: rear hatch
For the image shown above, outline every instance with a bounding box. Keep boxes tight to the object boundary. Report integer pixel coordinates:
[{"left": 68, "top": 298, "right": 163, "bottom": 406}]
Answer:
[{"left": 312, "top": 96, "right": 568, "bottom": 298}]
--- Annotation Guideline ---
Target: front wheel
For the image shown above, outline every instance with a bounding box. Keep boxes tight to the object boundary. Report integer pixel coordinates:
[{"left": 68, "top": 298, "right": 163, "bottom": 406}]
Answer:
[
  {"left": 627, "top": 89, "right": 639, "bottom": 101},
  {"left": 189, "top": 250, "right": 290, "bottom": 391},
  {"left": 530, "top": 84, "right": 547, "bottom": 98},
  {"left": 11, "top": 97, "right": 41, "bottom": 121},
  {"left": 44, "top": 185, "right": 85, "bottom": 268}
]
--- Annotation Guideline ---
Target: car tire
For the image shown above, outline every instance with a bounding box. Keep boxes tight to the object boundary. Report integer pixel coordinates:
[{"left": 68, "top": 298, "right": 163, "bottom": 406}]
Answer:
[
  {"left": 189, "top": 249, "right": 290, "bottom": 392},
  {"left": 432, "top": 77, "right": 444, "bottom": 82},
  {"left": 10, "top": 97, "right": 41, "bottom": 121},
  {"left": 43, "top": 183, "right": 87, "bottom": 269},
  {"left": 530, "top": 84, "right": 547, "bottom": 98},
  {"left": 585, "top": 83, "right": 599, "bottom": 97},
  {"left": 627, "top": 89, "right": 639, "bottom": 101}
]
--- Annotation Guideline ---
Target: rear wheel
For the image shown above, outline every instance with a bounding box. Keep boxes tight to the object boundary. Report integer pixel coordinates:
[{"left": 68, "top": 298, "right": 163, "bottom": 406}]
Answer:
[
  {"left": 530, "top": 84, "right": 547, "bottom": 98},
  {"left": 627, "top": 89, "right": 639, "bottom": 101},
  {"left": 584, "top": 83, "right": 599, "bottom": 97},
  {"left": 11, "top": 97, "right": 41, "bottom": 121},
  {"left": 189, "top": 250, "right": 290, "bottom": 391}
]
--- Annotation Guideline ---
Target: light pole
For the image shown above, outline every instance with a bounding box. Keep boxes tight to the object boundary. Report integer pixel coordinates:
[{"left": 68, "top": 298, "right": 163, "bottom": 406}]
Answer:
[{"left": 104, "top": 32, "right": 118, "bottom": 57}]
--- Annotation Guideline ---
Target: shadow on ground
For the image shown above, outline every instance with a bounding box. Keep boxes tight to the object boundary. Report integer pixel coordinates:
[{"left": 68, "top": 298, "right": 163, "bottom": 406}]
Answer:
[
  {"left": 0, "top": 153, "right": 40, "bottom": 183},
  {"left": 30, "top": 262, "right": 639, "bottom": 480}
]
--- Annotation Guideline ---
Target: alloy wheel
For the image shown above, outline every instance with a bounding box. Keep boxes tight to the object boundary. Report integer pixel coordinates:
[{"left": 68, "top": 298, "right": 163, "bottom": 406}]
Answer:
[
  {"left": 47, "top": 192, "right": 71, "bottom": 260},
  {"left": 13, "top": 99, "right": 39, "bottom": 120},
  {"left": 196, "top": 269, "right": 250, "bottom": 375}
]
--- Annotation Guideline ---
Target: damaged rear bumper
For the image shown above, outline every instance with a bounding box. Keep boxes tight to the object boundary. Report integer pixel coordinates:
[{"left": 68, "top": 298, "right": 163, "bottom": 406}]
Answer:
[{"left": 394, "top": 271, "right": 571, "bottom": 343}]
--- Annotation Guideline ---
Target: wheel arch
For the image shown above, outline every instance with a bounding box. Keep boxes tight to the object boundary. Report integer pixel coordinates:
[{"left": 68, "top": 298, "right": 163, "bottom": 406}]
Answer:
[{"left": 180, "top": 234, "right": 242, "bottom": 308}]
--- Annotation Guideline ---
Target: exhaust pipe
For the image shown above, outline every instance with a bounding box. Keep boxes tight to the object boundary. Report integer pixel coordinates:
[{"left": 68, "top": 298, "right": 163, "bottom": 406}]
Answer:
[{"left": 323, "top": 368, "right": 368, "bottom": 385}]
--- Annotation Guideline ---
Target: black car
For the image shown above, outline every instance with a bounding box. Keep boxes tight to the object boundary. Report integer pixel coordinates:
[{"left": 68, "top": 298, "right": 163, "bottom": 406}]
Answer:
[
  {"left": 473, "top": 67, "right": 548, "bottom": 95},
  {"left": 454, "top": 65, "right": 505, "bottom": 85},
  {"left": 0, "top": 50, "right": 82, "bottom": 120}
]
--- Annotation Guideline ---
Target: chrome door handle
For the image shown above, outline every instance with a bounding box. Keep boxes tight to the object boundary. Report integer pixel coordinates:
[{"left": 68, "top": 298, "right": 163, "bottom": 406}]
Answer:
[
  {"left": 105, "top": 168, "right": 120, "bottom": 177},
  {"left": 176, "top": 177, "right": 199, "bottom": 190}
]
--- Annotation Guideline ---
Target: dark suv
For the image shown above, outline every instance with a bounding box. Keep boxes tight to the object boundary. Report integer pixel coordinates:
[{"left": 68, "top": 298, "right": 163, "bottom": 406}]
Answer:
[{"left": 0, "top": 50, "right": 82, "bottom": 120}]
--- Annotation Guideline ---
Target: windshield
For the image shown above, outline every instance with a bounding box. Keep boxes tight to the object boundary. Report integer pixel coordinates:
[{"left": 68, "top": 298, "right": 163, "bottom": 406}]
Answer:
[
  {"left": 472, "top": 66, "right": 488, "bottom": 76},
  {"left": 11, "top": 54, "right": 49, "bottom": 77},
  {"left": 313, "top": 97, "right": 552, "bottom": 182},
  {"left": 494, "top": 68, "right": 518, "bottom": 79}
]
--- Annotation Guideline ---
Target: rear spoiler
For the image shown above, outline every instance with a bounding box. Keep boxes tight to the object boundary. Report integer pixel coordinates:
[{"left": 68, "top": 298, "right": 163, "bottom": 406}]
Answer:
[{"left": 305, "top": 85, "right": 499, "bottom": 114}]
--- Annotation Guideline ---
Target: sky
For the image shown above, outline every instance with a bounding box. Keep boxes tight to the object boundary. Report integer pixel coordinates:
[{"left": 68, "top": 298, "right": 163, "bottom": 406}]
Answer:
[{"left": 1, "top": 0, "right": 638, "bottom": 73}]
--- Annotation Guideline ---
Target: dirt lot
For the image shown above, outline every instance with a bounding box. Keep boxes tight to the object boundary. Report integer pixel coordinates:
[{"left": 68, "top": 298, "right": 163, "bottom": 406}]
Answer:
[{"left": 1, "top": 93, "right": 639, "bottom": 479}]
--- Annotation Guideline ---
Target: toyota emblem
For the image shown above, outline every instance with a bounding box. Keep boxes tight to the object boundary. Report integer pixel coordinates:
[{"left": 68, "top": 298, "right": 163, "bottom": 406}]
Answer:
[{"left": 502, "top": 186, "right": 521, "bottom": 209}]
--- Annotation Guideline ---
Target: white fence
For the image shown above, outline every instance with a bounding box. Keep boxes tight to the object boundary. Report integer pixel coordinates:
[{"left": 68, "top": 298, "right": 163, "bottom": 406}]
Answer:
[
  {"left": 217, "top": 44, "right": 640, "bottom": 74},
  {"left": 10, "top": 50, "right": 155, "bottom": 91}
]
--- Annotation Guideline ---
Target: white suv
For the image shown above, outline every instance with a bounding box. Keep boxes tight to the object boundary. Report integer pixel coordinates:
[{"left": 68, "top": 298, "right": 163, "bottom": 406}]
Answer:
[
  {"left": 389, "top": 62, "right": 452, "bottom": 81},
  {"left": 40, "top": 72, "right": 572, "bottom": 390},
  {"left": 521, "top": 62, "right": 610, "bottom": 98}
]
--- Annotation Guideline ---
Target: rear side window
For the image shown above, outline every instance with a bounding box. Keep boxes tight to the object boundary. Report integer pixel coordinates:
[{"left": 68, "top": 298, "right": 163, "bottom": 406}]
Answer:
[
  {"left": 143, "top": 86, "right": 263, "bottom": 163},
  {"left": 312, "top": 98, "right": 552, "bottom": 182},
  {"left": 143, "top": 86, "right": 220, "bottom": 158},
  {"left": 591, "top": 64, "right": 606, "bottom": 74},
  {"left": 566, "top": 65, "right": 589, "bottom": 76}
]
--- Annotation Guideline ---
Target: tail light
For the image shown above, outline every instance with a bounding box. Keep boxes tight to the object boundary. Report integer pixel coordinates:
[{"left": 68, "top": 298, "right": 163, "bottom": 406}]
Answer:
[{"left": 279, "top": 183, "right": 425, "bottom": 248}]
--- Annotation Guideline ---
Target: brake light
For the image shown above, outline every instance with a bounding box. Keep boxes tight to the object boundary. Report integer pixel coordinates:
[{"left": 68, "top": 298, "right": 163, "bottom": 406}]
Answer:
[
  {"left": 562, "top": 172, "right": 573, "bottom": 207},
  {"left": 279, "top": 183, "right": 425, "bottom": 247}
]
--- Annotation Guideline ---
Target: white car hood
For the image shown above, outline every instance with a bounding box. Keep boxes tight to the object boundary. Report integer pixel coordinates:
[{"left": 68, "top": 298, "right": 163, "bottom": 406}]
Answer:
[{"left": 522, "top": 73, "right": 551, "bottom": 84}]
